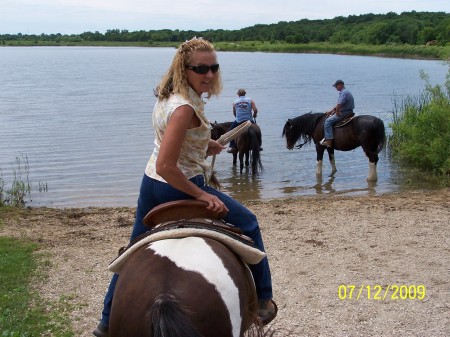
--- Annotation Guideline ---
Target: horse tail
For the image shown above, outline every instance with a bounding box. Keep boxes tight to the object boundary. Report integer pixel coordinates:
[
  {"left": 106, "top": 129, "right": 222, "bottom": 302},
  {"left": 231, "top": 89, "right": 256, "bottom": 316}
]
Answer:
[
  {"left": 375, "top": 119, "right": 386, "bottom": 154},
  {"left": 151, "top": 294, "right": 202, "bottom": 337},
  {"left": 248, "top": 127, "right": 264, "bottom": 175}
]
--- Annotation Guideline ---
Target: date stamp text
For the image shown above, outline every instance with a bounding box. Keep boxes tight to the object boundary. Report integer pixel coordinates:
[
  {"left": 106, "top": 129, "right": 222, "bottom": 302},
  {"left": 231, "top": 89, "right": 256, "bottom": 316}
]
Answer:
[{"left": 338, "top": 284, "right": 426, "bottom": 300}]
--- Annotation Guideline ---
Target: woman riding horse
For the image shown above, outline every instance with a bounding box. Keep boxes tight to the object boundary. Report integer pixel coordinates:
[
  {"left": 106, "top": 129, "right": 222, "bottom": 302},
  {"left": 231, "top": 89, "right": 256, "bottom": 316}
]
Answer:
[{"left": 93, "top": 37, "right": 277, "bottom": 337}]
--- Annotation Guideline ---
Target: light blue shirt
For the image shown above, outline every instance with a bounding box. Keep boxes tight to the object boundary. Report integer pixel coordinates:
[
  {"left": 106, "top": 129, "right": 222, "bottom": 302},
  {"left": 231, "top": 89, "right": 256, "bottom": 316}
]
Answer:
[
  {"left": 337, "top": 88, "right": 355, "bottom": 112},
  {"left": 233, "top": 96, "right": 253, "bottom": 123}
]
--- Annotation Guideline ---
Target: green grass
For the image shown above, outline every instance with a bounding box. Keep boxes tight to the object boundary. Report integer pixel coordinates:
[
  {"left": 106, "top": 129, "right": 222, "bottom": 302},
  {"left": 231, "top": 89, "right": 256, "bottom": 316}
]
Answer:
[
  {"left": 214, "top": 41, "right": 450, "bottom": 60},
  {"left": 0, "top": 237, "right": 75, "bottom": 336}
]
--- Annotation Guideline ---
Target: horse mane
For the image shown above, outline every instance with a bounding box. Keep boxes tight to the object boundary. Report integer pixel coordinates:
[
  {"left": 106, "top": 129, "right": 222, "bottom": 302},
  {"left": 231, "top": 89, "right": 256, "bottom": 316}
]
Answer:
[{"left": 285, "top": 112, "right": 325, "bottom": 148}]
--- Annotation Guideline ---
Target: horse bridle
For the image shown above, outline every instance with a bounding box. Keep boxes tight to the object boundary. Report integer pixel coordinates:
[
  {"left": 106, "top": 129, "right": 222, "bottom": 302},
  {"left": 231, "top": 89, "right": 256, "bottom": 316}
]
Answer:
[{"left": 295, "top": 137, "right": 311, "bottom": 149}]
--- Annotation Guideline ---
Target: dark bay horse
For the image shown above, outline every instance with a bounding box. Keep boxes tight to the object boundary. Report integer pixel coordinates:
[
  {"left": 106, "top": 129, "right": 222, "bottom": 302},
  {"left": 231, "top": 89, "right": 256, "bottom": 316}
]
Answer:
[
  {"left": 211, "top": 121, "right": 263, "bottom": 176},
  {"left": 282, "top": 112, "right": 385, "bottom": 181},
  {"left": 108, "top": 200, "right": 268, "bottom": 337}
]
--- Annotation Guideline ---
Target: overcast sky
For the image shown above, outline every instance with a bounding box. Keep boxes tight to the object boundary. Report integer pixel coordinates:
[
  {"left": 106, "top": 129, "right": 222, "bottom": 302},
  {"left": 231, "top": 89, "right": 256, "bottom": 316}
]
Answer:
[{"left": 1, "top": 0, "right": 449, "bottom": 35}]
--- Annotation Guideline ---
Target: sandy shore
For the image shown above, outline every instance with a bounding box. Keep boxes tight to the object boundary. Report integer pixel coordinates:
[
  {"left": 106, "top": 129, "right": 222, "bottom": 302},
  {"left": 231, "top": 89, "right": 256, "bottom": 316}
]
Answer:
[{"left": 1, "top": 188, "right": 449, "bottom": 336}]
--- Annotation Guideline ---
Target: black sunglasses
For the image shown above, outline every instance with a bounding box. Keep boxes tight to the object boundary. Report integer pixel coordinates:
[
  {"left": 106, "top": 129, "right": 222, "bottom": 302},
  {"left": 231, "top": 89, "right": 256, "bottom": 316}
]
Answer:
[{"left": 186, "top": 64, "right": 220, "bottom": 74}]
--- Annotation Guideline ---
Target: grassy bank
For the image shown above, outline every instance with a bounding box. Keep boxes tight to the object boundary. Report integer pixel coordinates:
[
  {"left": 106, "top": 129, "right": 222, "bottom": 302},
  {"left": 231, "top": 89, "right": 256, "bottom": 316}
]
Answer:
[
  {"left": 215, "top": 41, "right": 450, "bottom": 60},
  {"left": 2, "top": 40, "right": 449, "bottom": 60},
  {"left": 0, "top": 233, "right": 75, "bottom": 336},
  {"left": 389, "top": 69, "right": 450, "bottom": 183}
]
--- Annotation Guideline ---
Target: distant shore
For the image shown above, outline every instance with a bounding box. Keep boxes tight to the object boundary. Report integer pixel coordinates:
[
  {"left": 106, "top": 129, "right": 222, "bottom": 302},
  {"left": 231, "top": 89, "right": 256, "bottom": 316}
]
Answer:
[{"left": 2, "top": 40, "right": 448, "bottom": 60}]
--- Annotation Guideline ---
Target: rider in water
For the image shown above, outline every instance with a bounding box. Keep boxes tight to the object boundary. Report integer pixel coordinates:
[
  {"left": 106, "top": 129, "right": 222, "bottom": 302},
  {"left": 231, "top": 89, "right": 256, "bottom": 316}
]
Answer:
[
  {"left": 227, "top": 88, "right": 262, "bottom": 153},
  {"left": 320, "top": 79, "right": 355, "bottom": 148}
]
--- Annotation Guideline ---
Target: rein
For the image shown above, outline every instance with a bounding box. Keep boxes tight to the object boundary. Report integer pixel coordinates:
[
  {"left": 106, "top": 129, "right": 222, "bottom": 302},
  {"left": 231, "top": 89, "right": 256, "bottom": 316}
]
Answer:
[{"left": 295, "top": 137, "right": 311, "bottom": 149}]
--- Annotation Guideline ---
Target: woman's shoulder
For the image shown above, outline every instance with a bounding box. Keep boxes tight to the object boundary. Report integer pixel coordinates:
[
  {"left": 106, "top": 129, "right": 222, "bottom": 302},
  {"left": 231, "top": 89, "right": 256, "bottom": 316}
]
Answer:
[{"left": 167, "top": 92, "right": 189, "bottom": 103}]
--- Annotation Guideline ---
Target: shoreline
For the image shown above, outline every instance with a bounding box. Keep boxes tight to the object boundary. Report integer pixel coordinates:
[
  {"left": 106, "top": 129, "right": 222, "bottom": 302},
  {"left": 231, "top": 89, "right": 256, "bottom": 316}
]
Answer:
[
  {"left": 19, "top": 185, "right": 449, "bottom": 210},
  {"left": 1, "top": 188, "right": 449, "bottom": 336}
]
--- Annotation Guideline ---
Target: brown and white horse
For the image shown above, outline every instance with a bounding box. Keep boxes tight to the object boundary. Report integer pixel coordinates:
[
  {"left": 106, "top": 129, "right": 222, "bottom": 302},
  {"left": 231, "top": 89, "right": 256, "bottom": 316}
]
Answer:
[{"left": 108, "top": 201, "right": 266, "bottom": 337}]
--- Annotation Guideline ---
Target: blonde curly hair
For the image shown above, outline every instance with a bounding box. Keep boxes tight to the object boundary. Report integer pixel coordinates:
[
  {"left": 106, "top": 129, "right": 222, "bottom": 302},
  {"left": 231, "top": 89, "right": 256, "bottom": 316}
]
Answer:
[{"left": 155, "top": 37, "right": 223, "bottom": 100}]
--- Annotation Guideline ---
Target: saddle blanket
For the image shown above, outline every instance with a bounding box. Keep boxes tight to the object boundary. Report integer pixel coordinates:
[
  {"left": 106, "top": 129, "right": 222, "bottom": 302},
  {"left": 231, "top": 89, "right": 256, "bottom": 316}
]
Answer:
[{"left": 108, "top": 223, "right": 267, "bottom": 274}]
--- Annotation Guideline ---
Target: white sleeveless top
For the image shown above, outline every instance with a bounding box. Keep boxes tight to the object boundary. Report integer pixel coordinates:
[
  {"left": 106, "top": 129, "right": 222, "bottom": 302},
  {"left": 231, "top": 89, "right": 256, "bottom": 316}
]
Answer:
[{"left": 145, "top": 88, "right": 212, "bottom": 182}]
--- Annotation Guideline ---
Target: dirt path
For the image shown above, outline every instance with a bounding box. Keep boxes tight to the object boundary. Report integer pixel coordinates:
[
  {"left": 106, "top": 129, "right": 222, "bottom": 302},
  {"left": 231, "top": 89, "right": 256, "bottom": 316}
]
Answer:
[{"left": 1, "top": 189, "right": 449, "bottom": 336}]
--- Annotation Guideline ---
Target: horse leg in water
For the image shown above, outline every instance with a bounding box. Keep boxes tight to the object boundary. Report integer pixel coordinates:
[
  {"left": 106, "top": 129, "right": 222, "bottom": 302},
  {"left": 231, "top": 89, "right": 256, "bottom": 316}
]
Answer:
[
  {"left": 238, "top": 149, "right": 246, "bottom": 174},
  {"left": 358, "top": 118, "right": 385, "bottom": 182},
  {"left": 327, "top": 147, "right": 337, "bottom": 175},
  {"left": 315, "top": 144, "right": 337, "bottom": 176},
  {"left": 365, "top": 151, "right": 379, "bottom": 181}
]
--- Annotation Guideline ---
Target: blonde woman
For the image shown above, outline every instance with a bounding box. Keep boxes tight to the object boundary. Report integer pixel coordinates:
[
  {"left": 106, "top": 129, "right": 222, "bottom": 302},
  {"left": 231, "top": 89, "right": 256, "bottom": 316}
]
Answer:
[{"left": 93, "top": 37, "right": 277, "bottom": 337}]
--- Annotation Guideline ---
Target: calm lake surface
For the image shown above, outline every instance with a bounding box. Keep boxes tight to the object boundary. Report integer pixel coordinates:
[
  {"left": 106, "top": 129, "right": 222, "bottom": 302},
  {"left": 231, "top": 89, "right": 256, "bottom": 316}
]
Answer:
[{"left": 0, "top": 47, "right": 447, "bottom": 207}]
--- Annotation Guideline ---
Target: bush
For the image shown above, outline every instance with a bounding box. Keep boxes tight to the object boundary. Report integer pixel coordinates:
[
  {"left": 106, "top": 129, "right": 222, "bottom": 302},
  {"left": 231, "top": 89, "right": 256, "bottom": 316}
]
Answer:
[{"left": 389, "top": 68, "right": 450, "bottom": 178}]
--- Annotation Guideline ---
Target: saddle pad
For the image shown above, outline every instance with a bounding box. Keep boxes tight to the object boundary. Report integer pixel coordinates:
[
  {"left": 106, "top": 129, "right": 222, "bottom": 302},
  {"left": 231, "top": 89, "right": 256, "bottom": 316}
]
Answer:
[{"left": 108, "top": 227, "right": 267, "bottom": 274}]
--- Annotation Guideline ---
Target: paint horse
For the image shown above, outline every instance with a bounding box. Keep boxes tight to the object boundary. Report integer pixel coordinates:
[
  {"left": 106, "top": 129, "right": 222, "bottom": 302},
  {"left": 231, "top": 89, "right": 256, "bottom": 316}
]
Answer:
[
  {"left": 211, "top": 121, "right": 263, "bottom": 176},
  {"left": 282, "top": 112, "right": 385, "bottom": 181},
  {"left": 108, "top": 200, "right": 266, "bottom": 337}
]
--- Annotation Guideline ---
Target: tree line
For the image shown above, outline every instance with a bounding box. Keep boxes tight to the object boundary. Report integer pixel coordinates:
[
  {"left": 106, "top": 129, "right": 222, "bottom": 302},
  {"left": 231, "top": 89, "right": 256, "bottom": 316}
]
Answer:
[{"left": 1, "top": 11, "right": 449, "bottom": 46}]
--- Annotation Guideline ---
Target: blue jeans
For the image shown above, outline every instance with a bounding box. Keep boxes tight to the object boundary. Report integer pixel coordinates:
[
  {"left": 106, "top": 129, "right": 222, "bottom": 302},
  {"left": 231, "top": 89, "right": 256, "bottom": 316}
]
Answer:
[
  {"left": 324, "top": 110, "right": 353, "bottom": 139},
  {"left": 100, "top": 174, "right": 273, "bottom": 326}
]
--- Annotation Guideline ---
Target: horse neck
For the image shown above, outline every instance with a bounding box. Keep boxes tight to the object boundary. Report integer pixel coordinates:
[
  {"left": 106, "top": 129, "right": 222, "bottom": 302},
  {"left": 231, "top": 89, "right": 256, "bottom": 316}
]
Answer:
[{"left": 296, "top": 115, "right": 318, "bottom": 137}]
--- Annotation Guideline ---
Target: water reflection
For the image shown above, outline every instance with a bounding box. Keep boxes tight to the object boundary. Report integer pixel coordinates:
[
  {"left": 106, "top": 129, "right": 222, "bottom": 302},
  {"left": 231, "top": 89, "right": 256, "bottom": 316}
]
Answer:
[
  {"left": 314, "top": 175, "right": 336, "bottom": 194},
  {"left": 367, "top": 180, "right": 378, "bottom": 193},
  {"left": 221, "top": 166, "right": 263, "bottom": 201}
]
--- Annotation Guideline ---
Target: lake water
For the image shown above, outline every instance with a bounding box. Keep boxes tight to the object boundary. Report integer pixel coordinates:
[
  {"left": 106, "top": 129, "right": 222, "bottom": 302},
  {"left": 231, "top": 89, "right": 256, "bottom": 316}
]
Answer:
[{"left": 0, "top": 47, "right": 447, "bottom": 207}]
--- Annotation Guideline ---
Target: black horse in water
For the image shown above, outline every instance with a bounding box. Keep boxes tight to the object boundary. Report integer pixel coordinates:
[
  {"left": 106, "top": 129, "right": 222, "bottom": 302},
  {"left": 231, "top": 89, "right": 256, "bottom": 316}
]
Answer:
[
  {"left": 282, "top": 112, "right": 385, "bottom": 181},
  {"left": 211, "top": 121, "right": 263, "bottom": 176}
]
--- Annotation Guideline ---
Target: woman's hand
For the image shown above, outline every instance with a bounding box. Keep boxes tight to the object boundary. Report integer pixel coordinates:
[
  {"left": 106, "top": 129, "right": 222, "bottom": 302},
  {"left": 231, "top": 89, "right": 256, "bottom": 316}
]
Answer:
[
  {"left": 197, "top": 191, "right": 229, "bottom": 215},
  {"left": 206, "top": 139, "right": 226, "bottom": 156}
]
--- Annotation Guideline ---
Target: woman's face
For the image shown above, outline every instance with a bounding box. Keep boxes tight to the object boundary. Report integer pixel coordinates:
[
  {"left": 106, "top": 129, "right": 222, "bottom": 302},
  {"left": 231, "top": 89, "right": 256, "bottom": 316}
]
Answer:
[{"left": 186, "top": 51, "right": 218, "bottom": 96}]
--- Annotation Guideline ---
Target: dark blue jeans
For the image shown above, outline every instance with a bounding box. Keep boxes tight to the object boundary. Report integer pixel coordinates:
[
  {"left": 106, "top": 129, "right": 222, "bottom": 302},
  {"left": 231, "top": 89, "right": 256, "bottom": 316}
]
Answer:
[{"left": 100, "top": 174, "right": 273, "bottom": 326}]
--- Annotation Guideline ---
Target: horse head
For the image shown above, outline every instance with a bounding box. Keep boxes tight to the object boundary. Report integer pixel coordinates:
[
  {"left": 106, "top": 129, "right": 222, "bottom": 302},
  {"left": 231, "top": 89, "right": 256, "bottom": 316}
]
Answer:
[
  {"left": 282, "top": 113, "right": 323, "bottom": 149},
  {"left": 210, "top": 121, "right": 231, "bottom": 141},
  {"left": 282, "top": 118, "right": 300, "bottom": 149}
]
